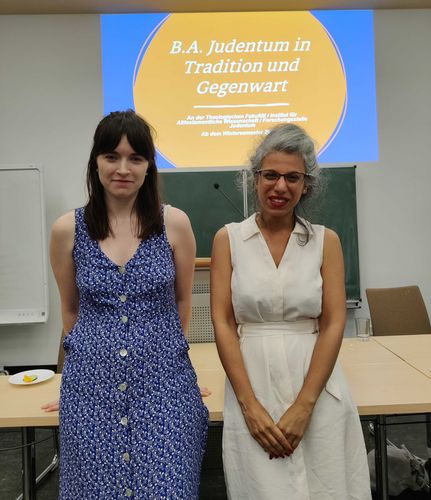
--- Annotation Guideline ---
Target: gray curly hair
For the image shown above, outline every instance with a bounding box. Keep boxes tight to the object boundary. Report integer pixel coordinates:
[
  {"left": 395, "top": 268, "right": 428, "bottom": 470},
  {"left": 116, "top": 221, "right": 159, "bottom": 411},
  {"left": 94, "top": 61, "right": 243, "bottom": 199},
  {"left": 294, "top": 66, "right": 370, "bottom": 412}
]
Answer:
[
  {"left": 249, "top": 123, "right": 320, "bottom": 198},
  {"left": 248, "top": 123, "right": 324, "bottom": 242}
]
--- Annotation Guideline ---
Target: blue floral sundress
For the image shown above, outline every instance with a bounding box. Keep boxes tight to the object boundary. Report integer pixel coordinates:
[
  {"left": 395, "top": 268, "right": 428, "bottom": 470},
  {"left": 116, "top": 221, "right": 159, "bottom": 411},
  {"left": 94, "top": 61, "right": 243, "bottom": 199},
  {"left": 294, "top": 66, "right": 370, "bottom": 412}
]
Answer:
[{"left": 59, "top": 207, "right": 208, "bottom": 499}]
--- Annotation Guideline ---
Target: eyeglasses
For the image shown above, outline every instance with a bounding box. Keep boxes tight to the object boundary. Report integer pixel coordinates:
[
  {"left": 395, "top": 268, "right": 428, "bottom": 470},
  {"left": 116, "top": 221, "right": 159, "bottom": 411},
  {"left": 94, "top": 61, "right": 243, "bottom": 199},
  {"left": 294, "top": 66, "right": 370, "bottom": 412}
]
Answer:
[{"left": 256, "top": 169, "right": 310, "bottom": 185}]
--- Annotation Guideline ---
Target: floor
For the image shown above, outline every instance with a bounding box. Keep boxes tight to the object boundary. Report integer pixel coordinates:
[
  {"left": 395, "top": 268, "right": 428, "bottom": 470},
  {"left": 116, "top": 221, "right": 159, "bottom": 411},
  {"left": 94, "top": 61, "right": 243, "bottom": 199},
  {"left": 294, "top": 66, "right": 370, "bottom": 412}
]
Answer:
[{"left": 0, "top": 418, "right": 429, "bottom": 499}]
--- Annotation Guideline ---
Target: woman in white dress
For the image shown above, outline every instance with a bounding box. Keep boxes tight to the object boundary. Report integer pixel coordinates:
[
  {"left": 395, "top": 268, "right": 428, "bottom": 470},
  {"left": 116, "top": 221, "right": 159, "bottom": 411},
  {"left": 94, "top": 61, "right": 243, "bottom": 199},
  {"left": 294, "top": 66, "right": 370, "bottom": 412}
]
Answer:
[{"left": 211, "top": 124, "right": 371, "bottom": 499}]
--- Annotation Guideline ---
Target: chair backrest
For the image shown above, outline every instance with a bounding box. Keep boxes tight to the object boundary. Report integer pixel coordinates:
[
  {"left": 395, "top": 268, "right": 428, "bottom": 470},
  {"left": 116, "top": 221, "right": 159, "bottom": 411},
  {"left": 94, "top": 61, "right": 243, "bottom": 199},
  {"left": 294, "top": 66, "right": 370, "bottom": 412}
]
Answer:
[{"left": 366, "top": 286, "right": 431, "bottom": 336}]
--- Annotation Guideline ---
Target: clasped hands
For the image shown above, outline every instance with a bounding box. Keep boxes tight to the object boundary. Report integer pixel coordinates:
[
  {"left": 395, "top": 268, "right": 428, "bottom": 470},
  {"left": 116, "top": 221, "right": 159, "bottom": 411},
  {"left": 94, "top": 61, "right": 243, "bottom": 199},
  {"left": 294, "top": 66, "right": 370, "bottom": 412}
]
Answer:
[{"left": 242, "top": 399, "right": 312, "bottom": 459}]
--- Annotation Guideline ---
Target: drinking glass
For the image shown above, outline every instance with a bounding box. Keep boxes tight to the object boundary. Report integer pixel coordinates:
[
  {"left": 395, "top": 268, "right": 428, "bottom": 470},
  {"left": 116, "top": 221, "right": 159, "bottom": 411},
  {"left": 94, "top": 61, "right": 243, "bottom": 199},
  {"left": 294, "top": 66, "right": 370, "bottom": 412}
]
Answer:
[{"left": 355, "top": 317, "right": 371, "bottom": 341}]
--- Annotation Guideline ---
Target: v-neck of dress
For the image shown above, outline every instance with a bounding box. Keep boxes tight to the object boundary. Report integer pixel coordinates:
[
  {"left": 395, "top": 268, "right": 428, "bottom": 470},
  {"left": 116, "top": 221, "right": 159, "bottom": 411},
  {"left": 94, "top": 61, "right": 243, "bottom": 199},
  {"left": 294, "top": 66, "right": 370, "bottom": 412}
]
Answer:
[
  {"left": 96, "top": 238, "right": 145, "bottom": 268},
  {"left": 254, "top": 214, "right": 294, "bottom": 271}
]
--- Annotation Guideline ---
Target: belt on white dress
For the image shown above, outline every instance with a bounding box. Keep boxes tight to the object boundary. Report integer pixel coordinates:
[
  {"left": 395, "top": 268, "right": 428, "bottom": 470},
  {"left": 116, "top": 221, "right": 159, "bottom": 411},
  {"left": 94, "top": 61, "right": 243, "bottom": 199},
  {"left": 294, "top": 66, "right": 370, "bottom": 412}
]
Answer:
[{"left": 238, "top": 319, "right": 318, "bottom": 337}]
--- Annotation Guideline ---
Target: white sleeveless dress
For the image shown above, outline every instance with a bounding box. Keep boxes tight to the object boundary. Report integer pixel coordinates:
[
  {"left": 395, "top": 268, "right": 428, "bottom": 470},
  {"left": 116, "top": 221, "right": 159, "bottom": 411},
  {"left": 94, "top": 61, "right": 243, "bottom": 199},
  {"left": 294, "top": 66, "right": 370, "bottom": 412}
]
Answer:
[{"left": 223, "top": 214, "right": 371, "bottom": 500}]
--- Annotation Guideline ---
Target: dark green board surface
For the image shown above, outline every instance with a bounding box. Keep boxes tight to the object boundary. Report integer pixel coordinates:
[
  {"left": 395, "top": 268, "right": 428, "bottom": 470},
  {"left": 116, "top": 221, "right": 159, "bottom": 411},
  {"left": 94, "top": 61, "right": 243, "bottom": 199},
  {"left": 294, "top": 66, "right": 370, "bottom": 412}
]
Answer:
[
  {"left": 160, "top": 170, "right": 245, "bottom": 257},
  {"left": 160, "top": 166, "right": 360, "bottom": 302},
  {"left": 306, "top": 167, "right": 360, "bottom": 303}
]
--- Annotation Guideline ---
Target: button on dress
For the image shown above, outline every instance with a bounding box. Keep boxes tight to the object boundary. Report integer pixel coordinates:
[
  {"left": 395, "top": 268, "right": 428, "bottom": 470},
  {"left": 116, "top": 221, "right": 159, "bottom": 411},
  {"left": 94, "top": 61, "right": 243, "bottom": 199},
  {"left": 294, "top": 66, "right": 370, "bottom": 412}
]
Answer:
[
  {"left": 59, "top": 207, "right": 208, "bottom": 499},
  {"left": 223, "top": 214, "right": 371, "bottom": 500}
]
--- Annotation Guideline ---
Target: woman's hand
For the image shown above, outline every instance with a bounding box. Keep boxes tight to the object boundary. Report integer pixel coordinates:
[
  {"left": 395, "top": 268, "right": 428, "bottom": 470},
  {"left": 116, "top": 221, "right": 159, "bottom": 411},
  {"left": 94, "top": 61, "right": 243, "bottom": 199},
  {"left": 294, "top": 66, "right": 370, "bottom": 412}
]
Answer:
[
  {"left": 200, "top": 386, "right": 212, "bottom": 398},
  {"left": 41, "top": 400, "right": 59, "bottom": 412},
  {"left": 276, "top": 401, "right": 313, "bottom": 452},
  {"left": 242, "top": 399, "right": 293, "bottom": 458}
]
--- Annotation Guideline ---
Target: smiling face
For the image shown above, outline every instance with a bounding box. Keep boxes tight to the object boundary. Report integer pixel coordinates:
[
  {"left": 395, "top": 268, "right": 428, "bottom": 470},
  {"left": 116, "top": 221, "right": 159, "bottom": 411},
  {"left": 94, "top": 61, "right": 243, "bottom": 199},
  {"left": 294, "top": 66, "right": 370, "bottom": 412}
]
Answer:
[
  {"left": 96, "top": 135, "right": 149, "bottom": 202},
  {"left": 255, "top": 151, "right": 307, "bottom": 220}
]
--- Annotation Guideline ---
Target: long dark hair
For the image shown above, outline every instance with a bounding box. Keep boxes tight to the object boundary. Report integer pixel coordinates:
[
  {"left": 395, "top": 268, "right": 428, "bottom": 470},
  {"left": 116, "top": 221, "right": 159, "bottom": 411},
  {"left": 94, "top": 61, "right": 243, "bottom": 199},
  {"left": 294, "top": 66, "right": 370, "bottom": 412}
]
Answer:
[{"left": 84, "top": 110, "right": 162, "bottom": 240}]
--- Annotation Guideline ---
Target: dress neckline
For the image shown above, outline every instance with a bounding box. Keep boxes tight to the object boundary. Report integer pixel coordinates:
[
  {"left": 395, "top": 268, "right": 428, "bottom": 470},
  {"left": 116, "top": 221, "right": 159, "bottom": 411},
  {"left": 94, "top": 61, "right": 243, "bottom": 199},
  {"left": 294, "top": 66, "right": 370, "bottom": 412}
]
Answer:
[
  {"left": 253, "top": 213, "right": 293, "bottom": 270},
  {"left": 96, "top": 238, "right": 145, "bottom": 268}
]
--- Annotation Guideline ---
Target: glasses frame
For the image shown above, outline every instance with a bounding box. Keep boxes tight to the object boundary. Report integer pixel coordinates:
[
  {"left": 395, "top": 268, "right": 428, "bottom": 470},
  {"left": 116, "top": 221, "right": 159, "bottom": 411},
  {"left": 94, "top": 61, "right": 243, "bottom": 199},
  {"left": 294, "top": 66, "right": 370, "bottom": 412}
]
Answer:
[{"left": 255, "top": 169, "right": 311, "bottom": 184}]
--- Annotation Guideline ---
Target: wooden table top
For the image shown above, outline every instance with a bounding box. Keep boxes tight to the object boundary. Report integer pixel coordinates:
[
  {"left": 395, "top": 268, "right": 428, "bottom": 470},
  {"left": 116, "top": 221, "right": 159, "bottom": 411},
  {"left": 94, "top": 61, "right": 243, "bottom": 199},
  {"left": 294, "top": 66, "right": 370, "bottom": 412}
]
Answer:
[
  {"left": 189, "top": 343, "right": 225, "bottom": 421},
  {"left": 191, "top": 338, "right": 431, "bottom": 418},
  {"left": 2, "top": 335, "right": 431, "bottom": 427},
  {"left": 339, "top": 337, "right": 431, "bottom": 415},
  {"left": 0, "top": 374, "right": 60, "bottom": 427},
  {"left": 372, "top": 334, "right": 431, "bottom": 380}
]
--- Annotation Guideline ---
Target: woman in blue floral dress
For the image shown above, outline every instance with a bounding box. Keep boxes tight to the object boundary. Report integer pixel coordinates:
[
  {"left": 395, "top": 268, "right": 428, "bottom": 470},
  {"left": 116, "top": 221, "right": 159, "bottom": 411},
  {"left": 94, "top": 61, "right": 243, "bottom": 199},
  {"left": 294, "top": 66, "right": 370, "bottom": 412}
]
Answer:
[{"left": 46, "top": 110, "right": 208, "bottom": 499}]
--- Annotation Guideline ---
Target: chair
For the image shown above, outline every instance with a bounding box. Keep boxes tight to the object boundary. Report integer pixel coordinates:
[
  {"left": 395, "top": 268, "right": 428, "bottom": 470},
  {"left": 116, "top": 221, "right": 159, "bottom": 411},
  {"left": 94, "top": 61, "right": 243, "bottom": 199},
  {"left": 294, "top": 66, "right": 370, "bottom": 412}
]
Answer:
[
  {"left": 366, "top": 285, "right": 431, "bottom": 336},
  {"left": 365, "top": 285, "right": 431, "bottom": 474}
]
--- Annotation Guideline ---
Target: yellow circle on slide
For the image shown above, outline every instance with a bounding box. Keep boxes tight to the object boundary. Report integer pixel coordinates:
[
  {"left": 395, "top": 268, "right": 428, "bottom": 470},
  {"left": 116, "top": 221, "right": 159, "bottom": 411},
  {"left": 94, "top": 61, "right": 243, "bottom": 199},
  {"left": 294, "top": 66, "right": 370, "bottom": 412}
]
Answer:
[{"left": 134, "top": 12, "right": 346, "bottom": 168}]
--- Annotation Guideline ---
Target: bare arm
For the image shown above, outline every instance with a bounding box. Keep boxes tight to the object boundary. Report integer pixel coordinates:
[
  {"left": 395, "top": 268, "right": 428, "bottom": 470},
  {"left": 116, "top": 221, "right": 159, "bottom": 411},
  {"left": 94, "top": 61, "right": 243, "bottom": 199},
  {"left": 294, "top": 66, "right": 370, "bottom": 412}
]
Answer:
[
  {"left": 165, "top": 206, "right": 196, "bottom": 334},
  {"left": 50, "top": 211, "right": 79, "bottom": 334},
  {"left": 211, "top": 228, "right": 292, "bottom": 458},
  {"left": 42, "top": 211, "right": 78, "bottom": 412},
  {"left": 164, "top": 208, "right": 211, "bottom": 397},
  {"left": 277, "top": 228, "right": 346, "bottom": 449}
]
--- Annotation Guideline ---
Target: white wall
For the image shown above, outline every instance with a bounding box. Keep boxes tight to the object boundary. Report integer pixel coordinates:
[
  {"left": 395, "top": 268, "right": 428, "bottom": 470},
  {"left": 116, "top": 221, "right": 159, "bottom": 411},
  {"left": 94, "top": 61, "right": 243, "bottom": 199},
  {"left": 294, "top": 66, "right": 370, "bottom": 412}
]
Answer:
[
  {"left": 349, "top": 9, "right": 431, "bottom": 335},
  {"left": 0, "top": 15, "right": 102, "bottom": 365},
  {"left": 0, "top": 10, "right": 430, "bottom": 364}
]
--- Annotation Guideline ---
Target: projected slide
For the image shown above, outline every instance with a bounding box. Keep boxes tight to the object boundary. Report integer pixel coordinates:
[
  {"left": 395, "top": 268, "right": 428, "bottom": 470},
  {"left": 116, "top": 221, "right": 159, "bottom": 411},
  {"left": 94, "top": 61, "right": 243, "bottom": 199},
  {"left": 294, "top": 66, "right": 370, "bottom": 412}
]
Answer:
[{"left": 101, "top": 11, "right": 377, "bottom": 167}]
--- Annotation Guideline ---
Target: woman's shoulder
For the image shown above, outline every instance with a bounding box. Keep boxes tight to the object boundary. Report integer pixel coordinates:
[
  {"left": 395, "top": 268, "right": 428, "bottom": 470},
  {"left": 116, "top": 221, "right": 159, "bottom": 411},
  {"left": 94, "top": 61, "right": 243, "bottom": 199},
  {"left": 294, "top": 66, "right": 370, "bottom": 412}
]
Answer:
[
  {"left": 313, "top": 225, "right": 342, "bottom": 257},
  {"left": 50, "top": 210, "right": 77, "bottom": 253},
  {"left": 163, "top": 205, "right": 195, "bottom": 252},
  {"left": 295, "top": 217, "right": 326, "bottom": 237},
  {"left": 225, "top": 213, "right": 256, "bottom": 233},
  {"left": 163, "top": 205, "right": 191, "bottom": 229},
  {"left": 213, "top": 225, "right": 229, "bottom": 243},
  {"left": 323, "top": 227, "right": 341, "bottom": 245},
  {"left": 52, "top": 210, "right": 75, "bottom": 237}
]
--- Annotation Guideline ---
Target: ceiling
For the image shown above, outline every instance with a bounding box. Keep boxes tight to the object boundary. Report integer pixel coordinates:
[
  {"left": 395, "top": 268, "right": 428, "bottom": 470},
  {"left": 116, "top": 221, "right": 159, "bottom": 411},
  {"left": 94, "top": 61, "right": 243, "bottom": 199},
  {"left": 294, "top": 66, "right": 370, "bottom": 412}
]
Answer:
[{"left": 1, "top": 0, "right": 431, "bottom": 15}]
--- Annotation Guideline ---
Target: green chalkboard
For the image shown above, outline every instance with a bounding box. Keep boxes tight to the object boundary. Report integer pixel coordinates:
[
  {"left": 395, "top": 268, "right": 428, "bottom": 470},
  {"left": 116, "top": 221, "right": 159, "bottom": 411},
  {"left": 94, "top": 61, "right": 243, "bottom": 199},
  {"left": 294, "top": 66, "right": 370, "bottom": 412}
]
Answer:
[
  {"left": 160, "top": 166, "right": 360, "bottom": 304},
  {"left": 160, "top": 170, "right": 244, "bottom": 257},
  {"left": 304, "top": 167, "right": 360, "bottom": 304}
]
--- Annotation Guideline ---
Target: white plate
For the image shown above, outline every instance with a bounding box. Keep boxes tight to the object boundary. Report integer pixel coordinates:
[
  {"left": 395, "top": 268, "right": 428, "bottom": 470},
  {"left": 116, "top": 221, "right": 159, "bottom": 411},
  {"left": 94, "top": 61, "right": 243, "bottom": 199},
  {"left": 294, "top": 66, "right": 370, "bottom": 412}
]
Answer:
[{"left": 8, "top": 369, "right": 55, "bottom": 386}]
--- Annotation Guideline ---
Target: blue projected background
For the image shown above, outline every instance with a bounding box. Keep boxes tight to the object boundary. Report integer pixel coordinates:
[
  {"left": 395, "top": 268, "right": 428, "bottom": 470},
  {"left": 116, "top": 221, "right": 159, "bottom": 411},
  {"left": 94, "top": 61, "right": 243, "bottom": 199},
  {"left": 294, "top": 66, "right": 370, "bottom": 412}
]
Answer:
[{"left": 101, "top": 11, "right": 378, "bottom": 167}]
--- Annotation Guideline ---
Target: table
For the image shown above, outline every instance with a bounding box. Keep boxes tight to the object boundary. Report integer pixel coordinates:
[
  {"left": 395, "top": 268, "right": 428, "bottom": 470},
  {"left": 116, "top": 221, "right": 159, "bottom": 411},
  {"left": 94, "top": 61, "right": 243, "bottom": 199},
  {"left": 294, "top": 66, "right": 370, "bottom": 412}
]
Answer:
[
  {"left": 371, "top": 334, "right": 431, "bottom": 495},
  {"left": 339, "top": 337, "right": 431, "bottom": 499},
  {"left": 191, "top": 337, "right": 431, "bottom": 417},
  {"left": 190, "top": 338, "right": 431, "bottom": 499},
  {"left": 2, "top": 337, "right": 431, "bottom": 500},
  {"left": 373, "top": 334, "right": 431, "bottom": 380},
  {"left": 339, "top": 337, "right": 431, "bottom": 415},
  {"left": 0, "top": 374, "right": 60, "bottom": 500},
  {"left": 189, "top": 342, "right": 225, "bottom": 421}
]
